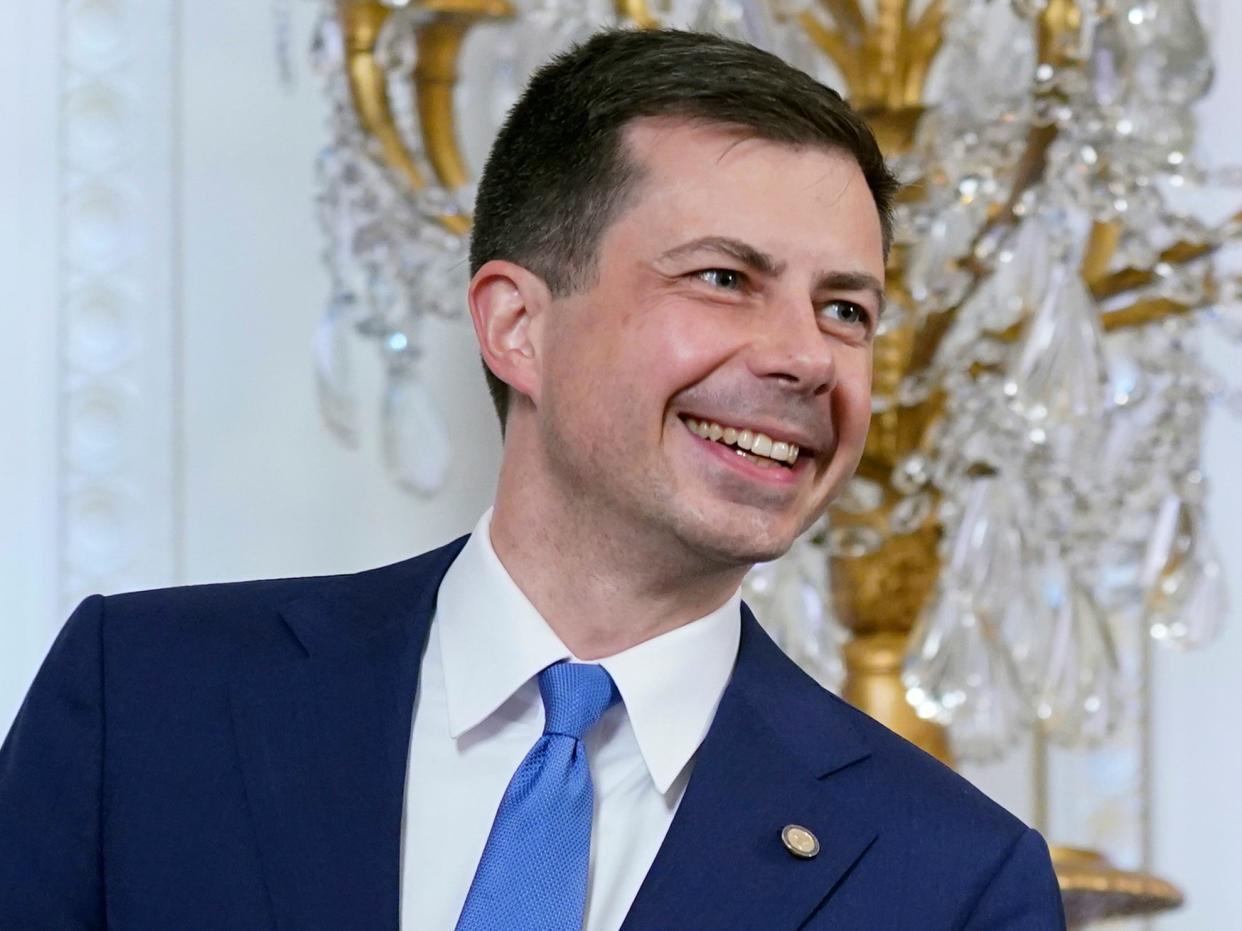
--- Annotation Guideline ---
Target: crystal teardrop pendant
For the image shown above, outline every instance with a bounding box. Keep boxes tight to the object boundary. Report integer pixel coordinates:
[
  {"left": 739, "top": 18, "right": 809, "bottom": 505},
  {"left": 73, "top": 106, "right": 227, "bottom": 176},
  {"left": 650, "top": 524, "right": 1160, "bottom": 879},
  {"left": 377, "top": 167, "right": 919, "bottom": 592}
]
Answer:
[
  {"left": 310, "top": 8, "right": 344, "bottom": 75},
  {"left": 1144, "top": 497, "right": 1228, "bottom": 649},
  {"left": 1089, "top": 8, "right": 1131, "bottom": 107},
  {"left": 946, "top": 477, "right": 1027, "bottom": 601},
  {"left": 902, "top": 476, "right": 1033, "bottom": 760},
  {"left": 1030, "top": 562, "right": 1123, "bottom": 745},
  {"left": 313, "top": 293, "right": 360, "bottom": 445},
  {"left": 381, "top": 358, "right": 452, "bottom": 496},
  {"left": 1150, "top": 551, "right": 1226, "bottom": 650},
  {"left": 903, "top": 587, "right": 1029, "bottom": 762},
  {"left": 995, "top": 218, "right": 1052, "bottom": 323},
  {"left": 904, "top": 202, "right": 977, "bottom": 307},
  {"left": 1006, "top": 264, "right": 1108, "bottom": 425},
  {"left": 1131, "top": 0, "right": 1214, "bottom": 105}
]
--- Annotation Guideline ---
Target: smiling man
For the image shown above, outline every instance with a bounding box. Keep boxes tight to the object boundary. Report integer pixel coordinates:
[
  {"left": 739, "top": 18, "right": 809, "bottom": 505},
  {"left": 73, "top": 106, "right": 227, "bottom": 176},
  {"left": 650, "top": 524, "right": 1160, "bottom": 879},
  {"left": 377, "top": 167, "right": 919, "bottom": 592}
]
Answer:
[
  {"left": 0, "top": 29, "right": 1064, "bottom": 931},
  {"left": 475, "top": 115, "right": 883, "bottom": 658}
]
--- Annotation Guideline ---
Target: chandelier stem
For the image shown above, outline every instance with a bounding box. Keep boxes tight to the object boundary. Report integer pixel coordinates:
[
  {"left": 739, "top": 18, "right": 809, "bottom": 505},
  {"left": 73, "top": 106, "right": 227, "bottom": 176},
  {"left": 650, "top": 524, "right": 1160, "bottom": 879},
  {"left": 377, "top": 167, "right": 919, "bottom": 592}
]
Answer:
[
  {"left": 1032, "top": 722, "right": 1050, "bottom": 837},
  {"left": 841, "top": 632, "right": 953, "bottom": 766}
]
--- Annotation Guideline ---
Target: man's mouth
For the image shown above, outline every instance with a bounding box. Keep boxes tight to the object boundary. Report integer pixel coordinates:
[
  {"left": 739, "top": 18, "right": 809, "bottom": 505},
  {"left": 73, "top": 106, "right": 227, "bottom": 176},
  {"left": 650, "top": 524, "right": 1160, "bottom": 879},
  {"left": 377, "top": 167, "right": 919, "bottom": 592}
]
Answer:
[{"left": 681, "top": 416, "right": 803, "bottom": 469}]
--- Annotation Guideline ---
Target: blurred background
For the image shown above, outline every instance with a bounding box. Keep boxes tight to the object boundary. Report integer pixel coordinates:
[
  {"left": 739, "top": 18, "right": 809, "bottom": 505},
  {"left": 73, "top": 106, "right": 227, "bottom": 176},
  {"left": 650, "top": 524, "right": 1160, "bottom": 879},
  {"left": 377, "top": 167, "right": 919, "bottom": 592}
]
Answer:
[{"left": 2, "top": 1, "right": 1239, "bottom": 927}]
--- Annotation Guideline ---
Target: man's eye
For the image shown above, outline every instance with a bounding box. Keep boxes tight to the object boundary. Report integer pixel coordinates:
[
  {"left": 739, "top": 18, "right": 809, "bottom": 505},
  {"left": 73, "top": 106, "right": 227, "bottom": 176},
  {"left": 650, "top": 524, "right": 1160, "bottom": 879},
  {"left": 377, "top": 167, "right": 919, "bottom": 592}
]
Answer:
[
  {"left": 695, "top": 268, "right": 745, "bottom": 290},
  {"left": 822, "top": 300, "right": 869, "bottom": 328}
]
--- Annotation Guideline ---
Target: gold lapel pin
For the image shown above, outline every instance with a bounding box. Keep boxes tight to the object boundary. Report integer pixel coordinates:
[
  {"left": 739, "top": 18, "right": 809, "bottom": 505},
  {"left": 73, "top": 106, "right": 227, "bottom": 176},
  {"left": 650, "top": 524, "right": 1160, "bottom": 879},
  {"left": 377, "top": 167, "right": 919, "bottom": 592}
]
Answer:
[{"left": 781, "top": 824, "right": 820, "bottom": 859}]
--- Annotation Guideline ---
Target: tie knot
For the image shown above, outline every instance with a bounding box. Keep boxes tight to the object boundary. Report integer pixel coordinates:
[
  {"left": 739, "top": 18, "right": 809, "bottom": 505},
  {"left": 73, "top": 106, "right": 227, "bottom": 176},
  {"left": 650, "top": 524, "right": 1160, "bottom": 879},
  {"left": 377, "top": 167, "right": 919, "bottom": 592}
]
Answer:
[{"left": 538, "top": 662, "right": 618, "bottom": 740}]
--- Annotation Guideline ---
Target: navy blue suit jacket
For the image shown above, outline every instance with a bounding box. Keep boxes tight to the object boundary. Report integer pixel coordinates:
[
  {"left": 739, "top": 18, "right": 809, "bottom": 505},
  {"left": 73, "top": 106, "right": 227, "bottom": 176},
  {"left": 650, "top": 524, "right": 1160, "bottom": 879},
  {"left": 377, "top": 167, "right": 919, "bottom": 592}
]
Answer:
[{"left": 0, "top": 536, "right": 1065, "bottom": 929}]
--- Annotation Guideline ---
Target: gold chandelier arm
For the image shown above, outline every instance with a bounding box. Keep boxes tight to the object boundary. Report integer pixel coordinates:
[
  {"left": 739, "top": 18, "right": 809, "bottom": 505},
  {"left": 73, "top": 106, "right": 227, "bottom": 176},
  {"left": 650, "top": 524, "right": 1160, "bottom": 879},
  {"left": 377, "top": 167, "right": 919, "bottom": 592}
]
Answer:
[
  {"left": 413, "top": 0, "right": 514, "bottom": 233},
  {"left": 340, "top": 0, "right": 474, "bottom": 236},
  {"left": 415, "top": 16, "right": 491, "bottom": 193},
  {"left": 614, "top": 0, "right": 660, "bottom": 28},
  {"left": 797, "top": 11, "right": 861, "bottom": 93},
  {"left": 1004, "top": 124, "right": 1060, "bottom": 220},
  {"left": 876, "top": 0, "right": 946, "bottom": 111},
  {"left": 1037, "top": 0, "right": 1086, "bottom": 68},
  {"left": 341, "top": 1, "right": 430, "bottom": 192},
  {"left": 1100, "top": 296, "right": 1193, "bottom": 331},
  {"left": 901, "top": 0, "right": 944, "bottom": 108},
  {"left": 818, "top": 0, "right": 867, "bottom": 41},
  {"left": 870, "top": 0, "right": 905, "bottom": 110},
  {"left": 1090, "top": 208, "right": 1241, "bottom": 301},
  {"left": 1080, "top": 219, "right": 1121, "bottom": 285},
  {"left": 1099, "top": 261, "right": 1238, "bottom": 331},
  {"left": 797, "top": 0, "right": 943, "bottom": 117}
]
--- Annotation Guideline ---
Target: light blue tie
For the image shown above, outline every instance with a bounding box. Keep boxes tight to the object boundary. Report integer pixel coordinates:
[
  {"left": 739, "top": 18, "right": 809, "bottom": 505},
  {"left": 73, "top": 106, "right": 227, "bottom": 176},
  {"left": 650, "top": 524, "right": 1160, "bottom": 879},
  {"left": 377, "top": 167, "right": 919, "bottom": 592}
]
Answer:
[{"left": 456, "top": 661, "right": 619, "bottom": 931}]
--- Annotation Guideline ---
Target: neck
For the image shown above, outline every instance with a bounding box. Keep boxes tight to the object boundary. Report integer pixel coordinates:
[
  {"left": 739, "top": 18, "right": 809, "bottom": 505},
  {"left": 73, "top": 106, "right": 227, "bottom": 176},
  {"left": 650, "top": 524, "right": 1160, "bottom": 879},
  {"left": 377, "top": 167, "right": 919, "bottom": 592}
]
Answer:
[{"left": 489, "top": 460, "right": 746, "bottom": 662}]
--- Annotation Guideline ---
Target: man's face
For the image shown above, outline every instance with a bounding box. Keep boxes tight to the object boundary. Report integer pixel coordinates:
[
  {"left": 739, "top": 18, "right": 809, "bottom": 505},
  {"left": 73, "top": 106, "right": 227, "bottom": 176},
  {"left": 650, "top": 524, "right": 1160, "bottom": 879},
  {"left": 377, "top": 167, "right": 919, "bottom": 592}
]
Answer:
[{"left": 531, "top": 118, "right": 884, "bottom": 569}]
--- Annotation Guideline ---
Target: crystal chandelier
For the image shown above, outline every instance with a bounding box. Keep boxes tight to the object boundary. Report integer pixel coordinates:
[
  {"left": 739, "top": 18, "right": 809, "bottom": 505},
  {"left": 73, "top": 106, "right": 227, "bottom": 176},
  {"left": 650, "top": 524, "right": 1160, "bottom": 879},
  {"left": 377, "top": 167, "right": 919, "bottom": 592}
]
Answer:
[
  {"left": 297, "top": 0, "right": 1238, "bottom": 922},
  {"left": 800, "top": 0, "right": 1239, "bottom": 763},
  {"left": 301, "top": 0, "right": 1236, "bottom": 745}
]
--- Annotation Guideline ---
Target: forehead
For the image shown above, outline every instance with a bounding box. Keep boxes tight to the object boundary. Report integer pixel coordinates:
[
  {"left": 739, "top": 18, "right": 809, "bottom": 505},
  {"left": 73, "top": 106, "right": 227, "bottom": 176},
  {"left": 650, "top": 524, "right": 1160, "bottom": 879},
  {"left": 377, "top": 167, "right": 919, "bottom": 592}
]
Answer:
[{"left": 612, "top": 117, "right": 884, "bottom": 274}]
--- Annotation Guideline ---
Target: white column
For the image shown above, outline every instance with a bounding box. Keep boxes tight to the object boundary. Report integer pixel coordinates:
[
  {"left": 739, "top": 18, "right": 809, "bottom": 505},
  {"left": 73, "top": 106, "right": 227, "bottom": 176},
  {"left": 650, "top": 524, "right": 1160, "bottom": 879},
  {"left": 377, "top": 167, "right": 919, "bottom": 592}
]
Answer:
[{"left": 57, "top": 0, "right": 181, "bottom": 613}]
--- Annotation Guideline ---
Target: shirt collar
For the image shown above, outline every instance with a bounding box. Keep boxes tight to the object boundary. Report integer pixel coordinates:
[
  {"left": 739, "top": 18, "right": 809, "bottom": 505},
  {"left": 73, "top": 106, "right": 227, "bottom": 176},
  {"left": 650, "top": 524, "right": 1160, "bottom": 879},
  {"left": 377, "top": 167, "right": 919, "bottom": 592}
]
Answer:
[{"left": 436, "top": 509, "right": 741, "bottom": 794}]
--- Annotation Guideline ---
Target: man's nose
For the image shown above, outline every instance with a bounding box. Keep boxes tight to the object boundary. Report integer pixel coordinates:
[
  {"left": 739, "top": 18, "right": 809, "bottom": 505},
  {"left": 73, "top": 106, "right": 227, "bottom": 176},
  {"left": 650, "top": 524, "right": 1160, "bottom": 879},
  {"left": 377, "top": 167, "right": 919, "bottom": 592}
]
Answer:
[{"left": 744, "top": 301, "right": 839, "bottom": 397}]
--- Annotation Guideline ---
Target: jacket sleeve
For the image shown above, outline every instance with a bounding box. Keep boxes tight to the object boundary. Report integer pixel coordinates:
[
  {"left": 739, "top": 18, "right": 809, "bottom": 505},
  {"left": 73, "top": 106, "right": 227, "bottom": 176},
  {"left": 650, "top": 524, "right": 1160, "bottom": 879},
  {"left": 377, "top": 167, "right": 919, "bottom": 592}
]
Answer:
[
  {"left": 960, "top": 827, "right": 1066, "bottom": 930},
  {"left": 0, "top": 595, "right": 107, "bottom": 929}
]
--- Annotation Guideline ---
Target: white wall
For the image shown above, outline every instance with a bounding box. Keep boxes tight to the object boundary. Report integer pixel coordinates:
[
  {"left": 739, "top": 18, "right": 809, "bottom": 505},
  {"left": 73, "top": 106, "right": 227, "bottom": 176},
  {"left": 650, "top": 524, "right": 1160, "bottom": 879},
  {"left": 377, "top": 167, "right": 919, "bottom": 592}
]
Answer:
[
  {"left": 176, "top": 2, "right": 500, "bottom": 586},
  {"left": 0, "top": 0, "right": 60, "bottom": 730},
  {"left": 1, "top": 1, "right": 1240, "bottom": 927}
]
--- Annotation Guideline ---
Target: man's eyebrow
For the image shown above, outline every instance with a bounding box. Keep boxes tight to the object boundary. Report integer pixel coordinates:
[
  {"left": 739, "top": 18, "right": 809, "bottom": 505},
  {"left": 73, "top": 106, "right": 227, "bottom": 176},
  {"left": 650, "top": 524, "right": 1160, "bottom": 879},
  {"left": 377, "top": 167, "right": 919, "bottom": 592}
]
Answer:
[
  {"left": 655, "top": 236, "right": 786, "bottom": 277},
  {"left": 816, "top": 270, "right": 887, "bottom": 316}
]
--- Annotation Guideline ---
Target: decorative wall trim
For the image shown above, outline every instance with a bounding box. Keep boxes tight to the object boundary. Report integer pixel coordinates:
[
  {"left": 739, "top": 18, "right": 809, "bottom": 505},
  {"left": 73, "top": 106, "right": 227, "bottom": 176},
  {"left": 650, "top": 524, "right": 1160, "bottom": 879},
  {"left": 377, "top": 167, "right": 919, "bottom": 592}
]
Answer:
[{"left": 58, "top": 0, "right": 181, "bottom": 613}]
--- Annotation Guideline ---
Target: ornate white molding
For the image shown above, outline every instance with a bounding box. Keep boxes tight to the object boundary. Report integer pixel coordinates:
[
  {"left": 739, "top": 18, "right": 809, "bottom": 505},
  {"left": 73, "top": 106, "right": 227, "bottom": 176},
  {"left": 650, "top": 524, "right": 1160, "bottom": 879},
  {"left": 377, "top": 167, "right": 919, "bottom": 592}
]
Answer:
[{"left": 58, "top": 0, "right": 180, "bottom": 612}]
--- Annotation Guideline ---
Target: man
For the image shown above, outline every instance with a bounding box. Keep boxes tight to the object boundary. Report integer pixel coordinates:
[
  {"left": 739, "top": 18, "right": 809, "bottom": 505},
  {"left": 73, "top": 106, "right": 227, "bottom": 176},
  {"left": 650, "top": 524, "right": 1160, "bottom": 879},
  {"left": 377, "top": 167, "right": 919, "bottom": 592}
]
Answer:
[{"left": 0, "top": 28, "right": 1064, "bottom": 930}]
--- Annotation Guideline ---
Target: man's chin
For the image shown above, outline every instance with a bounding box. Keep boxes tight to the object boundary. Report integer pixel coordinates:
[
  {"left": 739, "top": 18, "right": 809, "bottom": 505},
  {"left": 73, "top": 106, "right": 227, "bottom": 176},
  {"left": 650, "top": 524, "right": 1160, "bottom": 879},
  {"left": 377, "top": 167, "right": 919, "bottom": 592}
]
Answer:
[{"left": 677, "top": 523, "right": 799, "bottom": 572}]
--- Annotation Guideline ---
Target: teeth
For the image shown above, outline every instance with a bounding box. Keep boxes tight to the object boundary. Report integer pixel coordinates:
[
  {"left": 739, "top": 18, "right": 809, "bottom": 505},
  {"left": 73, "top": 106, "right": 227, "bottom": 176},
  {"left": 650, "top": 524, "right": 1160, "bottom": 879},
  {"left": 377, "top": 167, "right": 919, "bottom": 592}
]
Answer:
[
  {"left": 735, "top": 448, "right": 778, "bottom": 468},
  {"left": 682, "top": 417, "right": 801, "bottom": 465}
]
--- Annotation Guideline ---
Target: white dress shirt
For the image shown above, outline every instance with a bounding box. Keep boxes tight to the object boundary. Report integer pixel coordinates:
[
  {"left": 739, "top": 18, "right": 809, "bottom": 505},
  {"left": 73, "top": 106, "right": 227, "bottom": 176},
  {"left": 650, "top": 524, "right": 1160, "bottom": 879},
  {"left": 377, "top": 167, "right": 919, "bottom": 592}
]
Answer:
[{"left": 399, "top": 510, "right": 741, "bottom": 930}]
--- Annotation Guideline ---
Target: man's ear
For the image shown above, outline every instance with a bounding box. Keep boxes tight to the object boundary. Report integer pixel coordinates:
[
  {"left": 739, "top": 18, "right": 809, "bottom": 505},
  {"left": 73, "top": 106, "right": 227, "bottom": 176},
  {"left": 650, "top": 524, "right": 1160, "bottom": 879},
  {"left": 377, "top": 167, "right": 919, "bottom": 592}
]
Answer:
[{"left": 468, "top": 259, "right": 550, "bottom": 407}]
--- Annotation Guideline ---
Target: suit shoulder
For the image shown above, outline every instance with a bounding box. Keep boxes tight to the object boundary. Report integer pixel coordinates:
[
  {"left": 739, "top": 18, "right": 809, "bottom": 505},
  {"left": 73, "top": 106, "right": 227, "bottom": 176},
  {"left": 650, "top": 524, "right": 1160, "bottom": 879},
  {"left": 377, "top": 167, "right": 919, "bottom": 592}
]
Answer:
[
  {"left": 99, "top": 569, "right": 350, "bottom": 649},
  {"left": 803, "top": 684, "right": 1061, "bottom": 926},
  {"left": 817, "top": 682, "right": 1028, "bottom": 840},
  {"left": 104, "top": 568, "right": 353, "bottom": 619},
  {"left": 92, "top": 540, "right": 461, "bottom": 663}
]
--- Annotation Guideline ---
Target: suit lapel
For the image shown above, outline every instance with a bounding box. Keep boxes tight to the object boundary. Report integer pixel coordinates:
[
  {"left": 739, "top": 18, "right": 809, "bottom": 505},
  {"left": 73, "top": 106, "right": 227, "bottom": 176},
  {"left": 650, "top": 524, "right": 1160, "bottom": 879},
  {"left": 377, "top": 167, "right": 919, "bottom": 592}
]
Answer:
[
  {"left": 230, "top": 537, "right": 467, "bottom": 931},
  {"left": 622, "top": 607, "right": 879, "bottom": 931}
]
